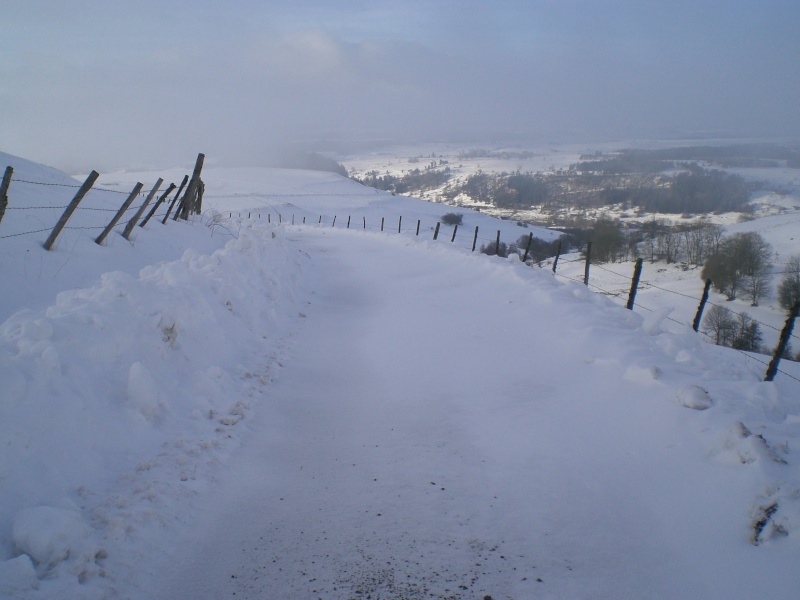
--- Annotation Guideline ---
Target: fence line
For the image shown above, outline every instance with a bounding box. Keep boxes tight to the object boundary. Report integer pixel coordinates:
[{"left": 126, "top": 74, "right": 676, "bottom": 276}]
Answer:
[
  {"left": 578, "top": 255, "right": 795, "bottom": 341},
  {"left": 0, "top": 160, "right": 203, "bottom": 244},
  {"left": 552, "top": 265, "right": 800, "bottom": 385},
  {"left": 3, "top": 167, "right": 798, "bottom": 382},
  {"left": 128, "top": 206, "right": 800, "bottom": 348},
  {"left": 14, "top": 177, "right": 151, "bottom": 196},
  {"left": 250, "top": 209, "right": 799, "bottom": 381}
]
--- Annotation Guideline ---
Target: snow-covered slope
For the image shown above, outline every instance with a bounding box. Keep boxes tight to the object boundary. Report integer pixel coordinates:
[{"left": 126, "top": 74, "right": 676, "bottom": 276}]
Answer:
[{"left": 1, "top": 152, "right": 799, "bottom": 599}]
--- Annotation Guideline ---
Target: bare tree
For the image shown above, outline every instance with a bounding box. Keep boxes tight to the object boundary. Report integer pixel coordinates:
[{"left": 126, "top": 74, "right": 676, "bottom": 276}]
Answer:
[
  {"left": 702, "top": 223, "right": 725, "bottom": 256},
  {"left": 682, "top": 219, "right": 720, "bottom": 267},
  {"left": 703, "top": 305, "right": 735, "bottom": 345},
  {"left": 704, "top": 306, "right": 763, "bottom": 352},
  {"left": 656, "top": 228, "right": 682, "bottom": 264},
  {"left": 777, "top": 255, "right": 800, "bottom": 311},
  {"left": 731, "top": 312, "right": 763, "bottom": 352},
  {"left": 738, "top": 232, "right": 773, "bottom": 306},
  {"left": 702, "top": 232, "right": 772, "bottom": 304}
]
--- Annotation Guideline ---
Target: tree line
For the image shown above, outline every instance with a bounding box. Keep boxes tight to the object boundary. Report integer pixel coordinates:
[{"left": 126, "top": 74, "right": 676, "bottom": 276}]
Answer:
[
  {"left": 444, "top": 166, "right": 751, "bottom": 215},
  {"left": 354, "top": 166, "right": 452, "bottom": 195},
  {"left": 577, "top": 217, "right": 799, "bottom": 357}
]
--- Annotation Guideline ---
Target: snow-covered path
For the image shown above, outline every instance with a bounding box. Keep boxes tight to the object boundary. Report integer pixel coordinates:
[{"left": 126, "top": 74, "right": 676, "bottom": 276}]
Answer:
[{"left": 140, "top": 227, "right": 794, "bottom": 600}]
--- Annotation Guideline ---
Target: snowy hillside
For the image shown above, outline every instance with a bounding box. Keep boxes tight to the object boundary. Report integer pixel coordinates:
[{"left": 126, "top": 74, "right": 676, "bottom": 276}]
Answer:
[{"left": 1, "top": 152, "right": 799, "bottom": 599}]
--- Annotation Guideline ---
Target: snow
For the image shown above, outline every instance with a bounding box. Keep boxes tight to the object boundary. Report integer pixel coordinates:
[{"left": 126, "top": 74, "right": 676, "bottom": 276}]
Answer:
[
  {"left": 675, "top": 384, "right": 714, "bottom": 410},
  {"left": 1, "top": 150, "right": 800, "bottom": 598}
]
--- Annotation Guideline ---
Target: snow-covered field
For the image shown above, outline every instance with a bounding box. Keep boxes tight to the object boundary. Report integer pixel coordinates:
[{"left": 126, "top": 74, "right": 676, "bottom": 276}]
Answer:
[{"left": 1, "top": 150, "right": 800, "bottom": 599}]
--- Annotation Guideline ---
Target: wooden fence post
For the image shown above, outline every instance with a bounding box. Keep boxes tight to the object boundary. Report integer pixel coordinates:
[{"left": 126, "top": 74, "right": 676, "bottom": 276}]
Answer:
[
  {"left": 433, "top": 222, "right": 440, "bottom": 240},
  {"left": 693, "top": 279, "right": 712, "bottom": 332},
  {"left": 123, "top": 178, "right": 162, "bottom": 239},
  {"left": 95, "top": 182, "right": 144, "bottom": 245},
  {"left": 398, "top": 216, "right": 402, "bottom": 233},
  {"left": 179, "top": 153, "right": 205, "bottom": 220},
  {"left": 43, "top": 170, "right": 99, "bottom": 250},
  {"left": 472, "top": 225, "right": 479, "bottom": 252},
  {"left": 172, "top": 190, "right": 187, "bottom": 221},
  {"left": 765, "top": 302, "right": 799, "bottom": 382},
  {"left": 583, "top": 242, "right": 592, "bottom": 285},
  {"left": 626, "top": 258, "right": 644, "bottom": 310},
  {"left": 451, "top": 223, "right": 458, "bottom": 242},
  {"left": 495, "top": 230, "right": 501, "bottom": 256},
  {"left": 416, "top": 219, "right": 420, "bottom": 236},
  {"left": 381, "top": 217, "right": 384, "bottom": 232},
  {"left": 347, "top": 215, "right": 351, "bottom": 229},
  {"left": 318, "top": 215, "right": 322, "bottom": 224},
  {"left": 522, "top": 232, "right": 533, "bottom": 262},
  {"left": 0, "top": 166, "right": 12, "bottom": 226},
  {"left": 195, "top": 180, "right": 204, "bottom": 215},
  {"left": 140, "top": 182, "right": 176, "bottom": 228},
  {"left": 163, "top": 175, "right": 188, "bottom": 224},
  {"left": 332, "top": 216, "right": 336, "bottom": 227},
  {"left": 552, "top": 240, "right": 562, "bottom": 273},
  {"left": 363, "top": 216, "right": 366, "bottom": 229}
]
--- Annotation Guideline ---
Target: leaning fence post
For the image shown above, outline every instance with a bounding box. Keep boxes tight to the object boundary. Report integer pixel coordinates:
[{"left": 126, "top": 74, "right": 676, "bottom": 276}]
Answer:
[
  {"left": 332, "top": 215, "right": 337, "bottom": 227},
  {"left": 173, "top": 189, "right": 188, "bottom": 221},
  {"left": 179, "top": 153, "right": 205, "bottom": 220},
  {"left": 347, "top": 215, "right": 351, "bottom": 229},
  {"left": 95, "top": 182, "right": 144, "bottom": 245},
  {"left": 123, "top": 178, "right": 162, "bottom": 239},
  {"left": 163, "top": 175, "right": 188, "bottom": 224},
  {"left": 693, "top": 279, "right": 712, "bottom": 332},
  {"left": 416, "top": 219, "right": 420, "bottom": 236},
  {"left": 522, "top": 232, "right": 533, "bottom": 262},
  {"left": 451, "top": 223, "right": 458, "bottom": 242},
  {"left": 433, "top": 222, "right": 440, "bottom": 240},
  {"left": 381, "top": 217, "right": 384, "bottom": 232},
  {"left": 583, "top": 242, "right": 592, "bottom": 285},
  {"left": 140, "top": 182, "right": 176, "bottom": 227},
  {"left": 472, "top": 225, "right": 479, "bottom": 251},
  {"left": 0, "top": 166, "right": 12, "bottom": 226},
  {"left": 43, "top": 170, "right": 99, "bottom": 250},
  {"left": 195, "top": 180, "right": 205, "bottom": 215},
  {"left": 626, "top": 258, "right": 644, "bottom": 310},
  {"left": 552, "top": 240, "right": 562, "bottom": 273},
  {"left": 765, "top": 302, "right": 799, "bottom": 382},
  {"left": 398, "top": 216, "right": 402, "bottom": 233},
  {"left": 495, "top": 230, "right": 501, "bottom": 256}
]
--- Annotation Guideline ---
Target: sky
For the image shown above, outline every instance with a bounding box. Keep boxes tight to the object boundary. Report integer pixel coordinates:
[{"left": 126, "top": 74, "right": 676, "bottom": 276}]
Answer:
[{"left": 1, "top": 0, "right": 799, "bottom": 172}]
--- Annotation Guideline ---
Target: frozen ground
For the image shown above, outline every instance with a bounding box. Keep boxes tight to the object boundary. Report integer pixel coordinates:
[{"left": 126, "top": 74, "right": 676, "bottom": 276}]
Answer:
[{"left": 1, "top": 151, "right": 799, "bottom": 599}]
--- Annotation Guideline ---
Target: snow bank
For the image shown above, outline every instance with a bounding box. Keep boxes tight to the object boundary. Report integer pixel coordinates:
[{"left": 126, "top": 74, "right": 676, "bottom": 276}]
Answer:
[{"left": 0, "top": 219, "right": 303, "bottom": 595}]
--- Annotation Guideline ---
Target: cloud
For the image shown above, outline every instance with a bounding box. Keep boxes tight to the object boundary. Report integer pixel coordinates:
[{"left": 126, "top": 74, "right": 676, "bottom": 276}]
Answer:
[{"left": 1, "top": 1, "right": 799, "bottom": 172}]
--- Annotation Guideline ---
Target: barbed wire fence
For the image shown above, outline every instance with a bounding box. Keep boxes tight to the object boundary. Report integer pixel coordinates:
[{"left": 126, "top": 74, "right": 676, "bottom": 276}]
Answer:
[
  {"left": 0, "top": 155, "right": 205, "bottom": 244},
  {"left": 3, "top": 167, "right": 798, "bottom": 383},
  {"left": 239, "top": 206, "right": 799, "bottom": 384}
]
